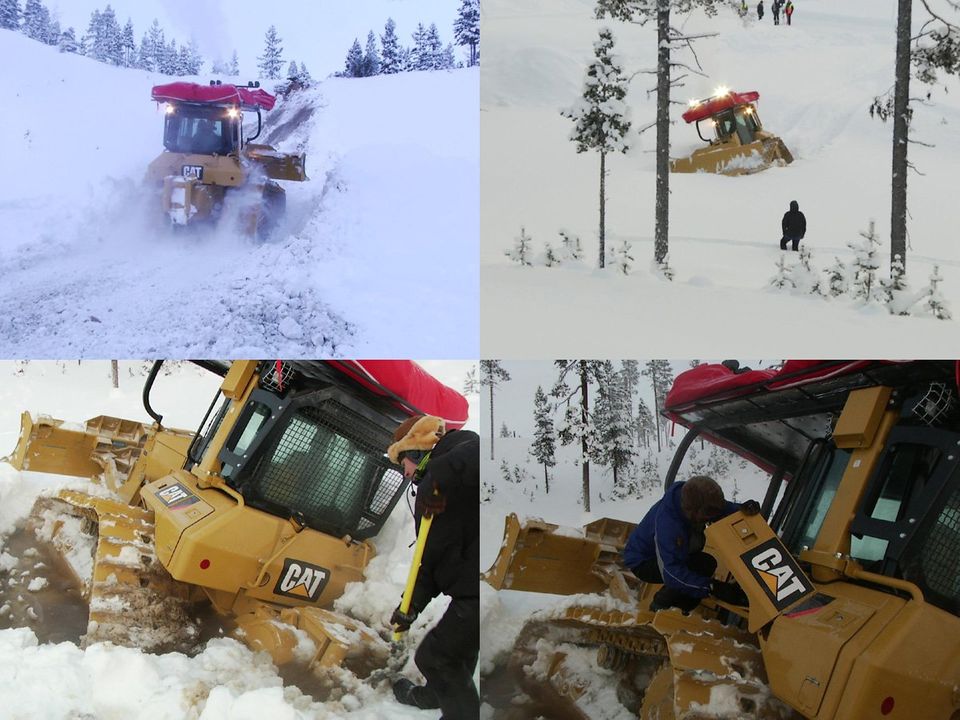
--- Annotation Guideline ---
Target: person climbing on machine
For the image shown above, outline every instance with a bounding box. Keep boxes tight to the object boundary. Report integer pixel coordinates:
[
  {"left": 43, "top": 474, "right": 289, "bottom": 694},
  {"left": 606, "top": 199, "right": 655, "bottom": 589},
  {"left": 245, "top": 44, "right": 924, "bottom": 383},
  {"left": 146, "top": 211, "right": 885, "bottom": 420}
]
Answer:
[{"left": 622, "top": 475, "right": 761, "bottom": 612}]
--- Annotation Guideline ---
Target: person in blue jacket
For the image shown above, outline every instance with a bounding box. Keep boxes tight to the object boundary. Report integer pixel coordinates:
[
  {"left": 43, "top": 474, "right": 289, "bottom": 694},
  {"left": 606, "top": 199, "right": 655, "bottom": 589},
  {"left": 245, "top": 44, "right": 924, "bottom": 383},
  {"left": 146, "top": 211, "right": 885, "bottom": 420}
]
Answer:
[{"left": 623, "top": 475, "right": 760, "bottom": 611}]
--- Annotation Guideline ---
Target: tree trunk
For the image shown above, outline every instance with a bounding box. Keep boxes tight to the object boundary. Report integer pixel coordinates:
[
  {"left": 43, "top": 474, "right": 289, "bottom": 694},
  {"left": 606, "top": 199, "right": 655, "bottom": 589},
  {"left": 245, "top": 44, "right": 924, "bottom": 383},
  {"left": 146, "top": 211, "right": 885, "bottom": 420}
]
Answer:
[
  {"left": 654, "top": 0, "right": 671, "bottom": 265},
  {"left": 653, "top": 380, "right": 662, "bottom": 453},
  {"left": 890, "top": 0, "right": 911, "bottom": 271},
  {"left": 580, "top": 362, "right": 591, "bottom": 512},
  {"left": 111, "top": 360, "right": 119, "bottom": 389},
  {"left": 544, "top": 463, "right": 550, "bottom": 494},
  {"left": 599, "top": 151, "right": 606, "bottom": 268},
  {"left": 489, "top": 385, "right": 495, "bottom": 461}
]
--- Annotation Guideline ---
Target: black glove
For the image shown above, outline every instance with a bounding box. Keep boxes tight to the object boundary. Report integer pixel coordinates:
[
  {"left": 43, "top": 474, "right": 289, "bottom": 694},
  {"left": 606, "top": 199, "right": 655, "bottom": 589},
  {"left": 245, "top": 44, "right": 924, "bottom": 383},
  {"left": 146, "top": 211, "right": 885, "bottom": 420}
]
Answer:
[
  {"left": 414, "top": 476, "right": 446, "bottom": 516},
  {"left": 711, "top": 580, "right": 749, "bottom": 606},
  {"left": 740, "top": 499, "right": 762, "bottom": 516},
  {"left": 390, "top": 605, "right": 418, "bottom": 632}
]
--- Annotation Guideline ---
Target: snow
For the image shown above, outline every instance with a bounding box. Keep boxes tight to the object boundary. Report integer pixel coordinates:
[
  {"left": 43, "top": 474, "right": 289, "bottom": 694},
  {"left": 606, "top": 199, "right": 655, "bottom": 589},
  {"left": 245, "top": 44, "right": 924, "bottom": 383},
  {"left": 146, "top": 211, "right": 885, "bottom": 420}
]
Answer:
[
  {"left": 481, "top": 0, "right": 960, "bottom": 356},
  {"left": 2, "top": 30, "right": 477, "bottom": 357},
  {"left": 0, "top": 360, "right": 478, "bottom": 718}
]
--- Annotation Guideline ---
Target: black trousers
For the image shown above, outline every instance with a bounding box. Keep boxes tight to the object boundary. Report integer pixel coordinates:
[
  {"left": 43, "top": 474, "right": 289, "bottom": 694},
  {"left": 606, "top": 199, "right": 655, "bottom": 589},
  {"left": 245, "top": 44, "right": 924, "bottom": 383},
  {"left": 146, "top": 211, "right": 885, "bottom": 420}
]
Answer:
[
  {"left": 415, "top": 596, "right": 480, "bottom": 720},
  {"left": 780, "top": 235, "right": 800, "bottom": 251},
  {"left": 631, "top": 552, "right": 717, "bottom": 612}
]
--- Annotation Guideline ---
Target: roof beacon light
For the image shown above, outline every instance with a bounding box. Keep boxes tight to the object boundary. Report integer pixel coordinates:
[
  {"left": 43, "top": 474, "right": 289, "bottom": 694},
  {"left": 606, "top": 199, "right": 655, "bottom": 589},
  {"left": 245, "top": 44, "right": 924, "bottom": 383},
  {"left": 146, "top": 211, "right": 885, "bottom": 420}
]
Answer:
[
  {"left": 226, "top": 107, "right": 239, "bottom": 119},
  {"left": 714, "top": 85, "right": 730, "bottom": 97},
  {"left": 165, "top": 103, "right": 176, "bottom": 115}
]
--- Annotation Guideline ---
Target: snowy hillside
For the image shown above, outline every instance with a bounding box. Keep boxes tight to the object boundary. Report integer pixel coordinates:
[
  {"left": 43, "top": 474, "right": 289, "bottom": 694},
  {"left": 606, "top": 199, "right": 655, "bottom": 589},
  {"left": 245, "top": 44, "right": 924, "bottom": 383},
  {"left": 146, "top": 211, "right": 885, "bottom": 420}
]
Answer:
[
  {"left": 0, "top": 360, "right": 478, "bottom": 719},
  {"left": 480, "top": 0, "right": 960, "bottom": 357},
  {"left": 2, "top": 31, "right": 477, "bottom": 357}
]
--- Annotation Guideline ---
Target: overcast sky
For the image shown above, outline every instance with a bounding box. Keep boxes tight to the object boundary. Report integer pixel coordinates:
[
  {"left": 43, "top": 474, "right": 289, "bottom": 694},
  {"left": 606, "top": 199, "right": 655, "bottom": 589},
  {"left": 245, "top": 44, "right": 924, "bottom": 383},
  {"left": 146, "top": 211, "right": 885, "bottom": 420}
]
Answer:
[{"left": 47, "top": 0, "right": 462, "bottom": 77}]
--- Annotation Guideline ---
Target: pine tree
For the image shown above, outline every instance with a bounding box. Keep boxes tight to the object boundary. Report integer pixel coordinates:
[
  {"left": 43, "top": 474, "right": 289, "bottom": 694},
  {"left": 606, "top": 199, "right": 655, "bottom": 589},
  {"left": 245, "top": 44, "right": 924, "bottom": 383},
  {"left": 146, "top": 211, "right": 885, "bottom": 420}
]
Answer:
[
  {"left": 363, "top": 29, "right": 380, "bottom": 76},
  {"left": 597, "top": 0, "right": 723, "bottom": 269},
  {"left": 298, "top": 61, "right": 312, "bottom": 84},
  {"left": 96, "top": 4, "right": 122, "bottom": 66},
  {"left": 530, "top": 386, "right": 556, "bottom": 494},
  {"left": 879, "top": 253, "right": 914, "bottom": 315},
  {"left": 559, "top": 230, "right": 584, "bottom": 261},
  {"left": 553, "top": 360, "right": 608, "bottom": 512},
  {"left": 561, "top": 27, "right": 631, "bottom": 270},
  {"left": 381, "top": 17, "right": 402, "bottom": 74},
  {"left": 613, "top": 237, "right": 634, "bottom": 274},
  {"left": 287, "top": 60, "right": 299, "bottom": 79},
  {"left": 919, "top": 264, "right": 952, "bottom": 320},
  {"left": 22, "top": 0, "right": 46, "bottom": 41},
  {"left": 825, "top": 256, "right": 848, "bottom": 298},
  {"left": 410, "top": 22, "right": 429, "bottom": 70},
  {"left": 499, "top": 421, "right": 510, "bottom": 438},
  {"left": 541, "top": 241, "right": 560, "bottom": 267},
  {"left": 424, "top": 23, "right": 443, "bottom": 69},
  {"left": 344, "top": 37, "right": 364, "bottom": 77},
  {"left": 454, "top": 0, "right": 480, "bottom": 66},
  {"left": 463, "top": 366, "right": 479, "bottom": 395},
  {"left": 58, "top": 26, "right": 77, "bottom": 53},
  {"left": 229, "top": 49, "right": 240, "bottom": 76},
  {"left": 441, "top": 42, "right": 456, "bottom": 69},
  {"left": 790, "top": 245, "right": 822, "bottom": 296},
  {"left": 121, "top": 18, "right": 135, "bottom": 66},
  {"left": 0, "top": 0, "right": 19, "bottom": 31},
  {"left": 642, "top": 360, "right": 674, "bottom": 453},
  {"left": 258, "top": 25, "right": 284, "bottom": 79},
  {"left": 769, "top": 254, "right": 794, "bottom": 291},
  {"left": 848, "top": 220, "right": 883, "bottom": 302},
  {"left": 505, "top": 227, "right": 533, "bottom": 266},
  {"left": 481, "top": 361, "right": 511, "bottom": 461},
  {"left": 44, "top": 15, "right": 58, "bottom": 45},
  {"left": 636, "top": 396, "right": 655, "bottom": 448},
  {"left": 595, "top": 363, "right": 635, "bottom": 492}
]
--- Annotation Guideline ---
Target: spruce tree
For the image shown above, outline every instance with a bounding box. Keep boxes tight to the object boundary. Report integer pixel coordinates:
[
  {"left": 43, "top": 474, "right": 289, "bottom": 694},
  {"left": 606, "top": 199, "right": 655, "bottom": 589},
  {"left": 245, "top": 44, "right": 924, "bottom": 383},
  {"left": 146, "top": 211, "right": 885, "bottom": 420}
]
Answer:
[
  {"left": 553, "top": 360, "right": 608, "bottom": 512},
  {"left": 287, "top": 60, "right": 299, "bottom": 79},
  {"left": 825, "top": 256, "right": 848, "bottom": 298},
  {"left": 559, "top": 230, "right": 584, "bottom": 261},
  {"left": 363, "top": 30, "right": 380, "bottom": 76},
  {"left": 636, "top": 396, "right": 655, "bottom": 448},
  {"left": 258, "top": 25, "right": 284, "bottom": 79},
  {"left": 0, "top": 0, "right": 19, "bottom": 31},
  {"left": 344, "top": 38, "right": 363, "bottom": 77},
  {"left": 505, "top": 227, "right": 533, "bottom": 266},
  {"left": 480, "top": 361, "right": 512, "bottom": 461},
  {"left": 58, "top": 26, "right": 77, "bottom": 53},
  {"left": 595, "top": 364, "right": 635, "bottom": 493},
  {"left": 298, "top": 61, "right": 312, "bottom": 84},
  {"left": 454, "top": 0, "right": 480, "bottom": 66},
  {"left": 22, "top": 0, "right": 46, "bottom": 41},
  {"left": 229, "top": 49, "right": 240, "bottom": 76},
  {"left": 531, "top": 386, "right": 556, "bottom": 494},
  {"left": 381, "top": 18, "right": 402, "bottom": 74},
  {"left": 121, "top": 18, "right": 135, "bottom": 66},
  {"left": 425, "top": 23, "right": 443, "bottom": 69},
  {"left": 44, "top": 15, "right": 57, "bottom": 45},
  {"left": 879, "top": 253, "right": 913, "bottom": 315},
  {"left": 561, "top": 28, "right": 631, "bottom": 270},
  {"left": 613, "top": 237, "right": 634, "bottom": 274},
  {"left": 596, "top": 0, "right": 723, "bottom": 271},
  {"left": 919, "top": 265, "right": 952, "bottom": 320},
  {"left": 410, "top": 22, "right": 429, "bottom": 70},
  {"left": 769, "top": 255, "right": 794, "bottom": 291},
  {"left": 642, "top": 360, "right": 674, "bottom": 453},
  {"left": 848, "top": 220, "right": 883, "bottom": 302}
]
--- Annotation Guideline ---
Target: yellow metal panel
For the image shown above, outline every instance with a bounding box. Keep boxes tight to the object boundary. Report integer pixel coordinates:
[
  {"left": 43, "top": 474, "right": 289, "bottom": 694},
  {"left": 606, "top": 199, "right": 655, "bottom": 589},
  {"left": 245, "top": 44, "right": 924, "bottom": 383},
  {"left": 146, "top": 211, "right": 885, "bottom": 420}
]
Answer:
[
  {"left": 832, "top": 386, "right": 892, "bottom": 449},
  {"left": 221, "top": 360, "right": 258, "bottom": 400}
]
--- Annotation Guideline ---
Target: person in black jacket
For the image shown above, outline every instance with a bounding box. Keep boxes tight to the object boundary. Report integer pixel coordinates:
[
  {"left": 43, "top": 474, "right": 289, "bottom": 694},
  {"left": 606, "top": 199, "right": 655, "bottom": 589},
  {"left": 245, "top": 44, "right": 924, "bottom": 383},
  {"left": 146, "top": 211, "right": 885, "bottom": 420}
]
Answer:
[
  {"left": 772, "top": 0, "right": 781, "bottom": 25},
  {"left": 757, "top": 0, "right": 764, "bottom": 20},
  {"left": 387, "top": 415, "right": 480, "bottom": 720},
  {"left": 780, "top": 200, "right": 806, "bottom": 251}
]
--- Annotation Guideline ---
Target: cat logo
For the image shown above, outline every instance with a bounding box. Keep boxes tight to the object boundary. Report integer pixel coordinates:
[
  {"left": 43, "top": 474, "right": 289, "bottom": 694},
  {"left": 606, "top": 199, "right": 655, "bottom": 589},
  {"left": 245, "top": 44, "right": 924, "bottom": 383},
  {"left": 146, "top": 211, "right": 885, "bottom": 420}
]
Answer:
[
  {"left": 741, "top": 538, "right": 814, "bottom": 611},
  {"left": 155, "top": 483, "right": 200, "bottom": 510},
  {"left": 273, "top": 558, "right": 330, "bottom": 602}
]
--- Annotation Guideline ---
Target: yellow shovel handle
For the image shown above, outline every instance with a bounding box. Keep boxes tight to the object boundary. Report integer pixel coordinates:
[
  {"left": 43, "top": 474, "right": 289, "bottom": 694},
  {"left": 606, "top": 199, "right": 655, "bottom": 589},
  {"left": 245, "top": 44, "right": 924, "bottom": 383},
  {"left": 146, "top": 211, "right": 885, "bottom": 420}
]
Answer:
[{"left": 393, "top": 513, "right": 434, "bottom": 641}]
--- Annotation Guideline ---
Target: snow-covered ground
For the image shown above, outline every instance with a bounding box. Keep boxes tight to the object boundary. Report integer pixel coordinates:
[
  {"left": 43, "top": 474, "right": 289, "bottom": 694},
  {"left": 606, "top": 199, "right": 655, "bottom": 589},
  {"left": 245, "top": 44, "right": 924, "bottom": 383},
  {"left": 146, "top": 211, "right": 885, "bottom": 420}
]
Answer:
[
  {"left": 480, "top": 0, "right": 960, "bottom": 357},
  {"left": 0, "top": 360, "right": 478, "bottom": 719},
  {"left": 3, "top": 31, "right": 477, "bottom": 357},
  {"left": 477, "top": 360, "right": 772, "bottom": 716}
]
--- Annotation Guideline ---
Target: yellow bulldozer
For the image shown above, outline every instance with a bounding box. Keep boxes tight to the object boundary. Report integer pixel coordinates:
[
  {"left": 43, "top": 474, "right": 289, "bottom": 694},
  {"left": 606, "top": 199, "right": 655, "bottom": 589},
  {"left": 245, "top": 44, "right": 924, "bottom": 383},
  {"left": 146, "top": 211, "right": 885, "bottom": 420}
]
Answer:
[
  {"left": 670, "top": 89, "right": 793, "bottom": 175},
  {"left": 1, "top": 360, "right": 468, "bottom": 679},
  {"left": 146, "top": 81, "right": 307, "bottom": 238},
  {"left": 483, "top": 360, "right": 960, "bottom": 719}
]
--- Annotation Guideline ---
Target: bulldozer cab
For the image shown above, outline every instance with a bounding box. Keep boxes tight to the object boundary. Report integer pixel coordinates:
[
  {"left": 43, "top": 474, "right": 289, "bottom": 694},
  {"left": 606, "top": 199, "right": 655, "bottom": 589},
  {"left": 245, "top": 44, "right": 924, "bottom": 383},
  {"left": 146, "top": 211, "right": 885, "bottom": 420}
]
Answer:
[
  {"left": 707, "top": 106, "right": 761, "bottom": 145},
  {"left": 163, "top": 103, "right": 240, "bottom": 156}
]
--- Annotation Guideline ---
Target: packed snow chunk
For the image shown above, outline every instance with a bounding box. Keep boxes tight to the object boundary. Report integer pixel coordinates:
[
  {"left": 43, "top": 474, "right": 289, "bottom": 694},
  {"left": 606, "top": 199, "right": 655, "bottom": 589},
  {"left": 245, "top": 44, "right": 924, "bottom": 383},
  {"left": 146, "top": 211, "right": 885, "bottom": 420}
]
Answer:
[
  {"left": 26, "top": 577, "right": 48, "bottom": 592},
  {"left": 689, "top": 683, "right": 747, "bottom": 717},
  {"left": 278, "top": 316, "right": 304, "bottom": 340},
  {"left": 199, "top": 685, "right": 306, "bottom": 720},
  {"left": 0, "top": 552, "right": 17, "bottom": 573}
]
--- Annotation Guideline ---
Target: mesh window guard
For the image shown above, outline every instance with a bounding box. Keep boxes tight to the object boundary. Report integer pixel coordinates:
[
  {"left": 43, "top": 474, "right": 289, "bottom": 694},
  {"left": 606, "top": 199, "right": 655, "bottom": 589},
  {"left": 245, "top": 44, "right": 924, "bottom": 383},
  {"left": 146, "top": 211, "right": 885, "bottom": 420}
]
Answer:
[
  {"left": 260, "top": 361, "right": 297, "bottom": 394},
  {"left": 901, "top": 483, "right": 960, "bottom": 615}
]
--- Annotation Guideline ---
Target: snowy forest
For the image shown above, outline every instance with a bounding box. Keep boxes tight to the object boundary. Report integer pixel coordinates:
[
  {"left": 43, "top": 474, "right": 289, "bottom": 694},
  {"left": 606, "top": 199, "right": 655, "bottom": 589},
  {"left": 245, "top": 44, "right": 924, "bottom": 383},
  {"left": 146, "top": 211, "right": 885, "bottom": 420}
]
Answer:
[
  {"left": 474, "top": 360, "right": 764, "bottom": 512},
  {"left": 0, "top": 0, "right": 480, "bottom": 80}
]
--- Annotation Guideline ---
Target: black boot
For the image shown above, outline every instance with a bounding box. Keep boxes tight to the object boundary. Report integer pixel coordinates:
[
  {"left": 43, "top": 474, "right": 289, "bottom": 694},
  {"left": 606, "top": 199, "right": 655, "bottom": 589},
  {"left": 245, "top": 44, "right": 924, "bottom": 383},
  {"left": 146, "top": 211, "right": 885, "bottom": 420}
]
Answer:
[{"left": 393, "top": 678, "right": 441, "bottom": 709}]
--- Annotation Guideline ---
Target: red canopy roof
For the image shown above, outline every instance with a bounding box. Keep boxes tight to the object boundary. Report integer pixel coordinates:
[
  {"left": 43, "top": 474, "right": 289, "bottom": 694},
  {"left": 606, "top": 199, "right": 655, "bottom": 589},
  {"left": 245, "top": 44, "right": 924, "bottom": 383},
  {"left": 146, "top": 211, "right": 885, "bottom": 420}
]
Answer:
[
  {"left": 151, "top": 82, "right": 276, "bottom": 111},
  {"left": 326, "top": 361, "right": 470, "bottom": 430},
  {"left": 682, "top": 90, "right": 759, "bottom": 124}
]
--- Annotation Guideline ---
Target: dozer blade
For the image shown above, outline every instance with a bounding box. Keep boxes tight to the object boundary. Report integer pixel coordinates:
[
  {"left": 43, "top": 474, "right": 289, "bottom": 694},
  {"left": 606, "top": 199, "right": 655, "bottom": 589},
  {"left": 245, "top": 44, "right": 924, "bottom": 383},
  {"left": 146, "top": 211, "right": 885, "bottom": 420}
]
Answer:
[
  {"left": 670, "top": 136, "right": 793, "bottom": 176},
  {"left": 236, "top": 604, "right": 389, "bottom": 678},
  {"left": 482, "top": 513, "right": 637, "bottom": 596},
  {"left": 28, "top": 490, "right": 200, "bottom": 653},
  {"left": 4, "top": 412, "right": 148, "bottom": 491},
  {"left": 245, "top": 144, "right": 307, "bottom": 182}
]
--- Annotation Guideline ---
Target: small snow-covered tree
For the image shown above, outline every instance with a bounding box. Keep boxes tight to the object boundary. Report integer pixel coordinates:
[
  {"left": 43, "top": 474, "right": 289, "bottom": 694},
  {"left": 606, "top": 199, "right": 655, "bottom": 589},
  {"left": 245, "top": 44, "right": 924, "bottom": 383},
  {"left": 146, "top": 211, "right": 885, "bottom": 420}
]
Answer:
[
  {"left": 381, "top": 18, "right": 402, "bottom": 74},
  {"left": 558, "top": 230, "right": 584, "bottom": 261},
  {"left": 879, "top": 253, "right": 914, "bottom": 315},
  {"left": 0, "top": 0, "right": 19, "bottom": 31},
  {"left": 505, "top": 227, "right": 533, "bottom": 266},
  {"left": 561, "top": 27, "right": 631, "bottom": 269},
  {"left": 825, "top": 256, "right": 848, "bottom": 298},
  {"left": 344, "top": 38, "right": 363, "bottom": 77},
  {"left": 541, "top": 242, "right": 560, "bottom": 267},
  {"left": 454, "top": 0, "right": 480, "bottom": 66},
  {"left": 258, "top": 25, "right": 284, "bottom": 79},
  {"left": 287, "top": 60, "right": 299, "bottom": 79},
  {"left": 362, "top": 30, "right": 380, "bottom": 76},
  {"left": 58, "top": 26, "right": 78, "bottom": 53},
  {"left": 791, "top": 245, "right": 823, "bottom": 296},
  {"left": 919, "top": 265, "right": 952, "bottom": 320},
  {"left": 653, "top": 254, "right": 675, "bottom": 281},
  {"left": 298, "top": 61, "right": 313, "bottom": 84},
  {"left": 613, "top": 237, "right": 634, "bottom": 274},
  {"left": 228, "top": 49, "right": 240, "bottom": 76},
  {"left": 770, "top": 254, "right": 795, "bottom": 291},
  {"left": 530, "top": 386, "right": 556, "bottom": 494},
  {"left": 848, "top": 220, "right": 883, "bottom": 302}
]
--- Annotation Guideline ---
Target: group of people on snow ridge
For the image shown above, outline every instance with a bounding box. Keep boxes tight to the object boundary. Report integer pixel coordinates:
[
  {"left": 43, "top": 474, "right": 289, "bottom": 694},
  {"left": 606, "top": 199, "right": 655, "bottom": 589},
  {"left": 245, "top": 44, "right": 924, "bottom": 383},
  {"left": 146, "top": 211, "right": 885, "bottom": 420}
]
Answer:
[{"left": 744, "top": 0, "right": 795, "bottom": 25}]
